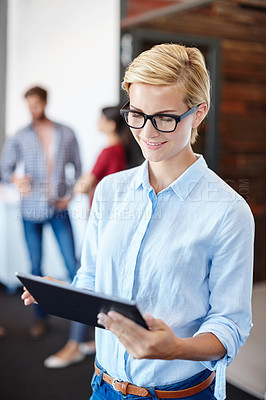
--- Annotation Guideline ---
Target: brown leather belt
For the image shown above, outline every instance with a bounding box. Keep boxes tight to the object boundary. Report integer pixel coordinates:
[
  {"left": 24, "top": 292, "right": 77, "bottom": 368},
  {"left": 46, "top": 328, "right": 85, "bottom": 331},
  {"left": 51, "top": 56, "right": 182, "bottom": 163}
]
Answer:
[{"left": 95, "top": 364, "right": 215, "bottom": 398}]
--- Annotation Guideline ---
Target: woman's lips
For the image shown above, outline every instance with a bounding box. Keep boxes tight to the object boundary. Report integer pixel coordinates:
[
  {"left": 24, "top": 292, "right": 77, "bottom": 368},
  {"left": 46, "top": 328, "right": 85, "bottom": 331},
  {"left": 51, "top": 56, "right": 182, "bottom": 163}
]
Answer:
[{"left": 142, "top": 138, "right": 167, "bottom": 150}]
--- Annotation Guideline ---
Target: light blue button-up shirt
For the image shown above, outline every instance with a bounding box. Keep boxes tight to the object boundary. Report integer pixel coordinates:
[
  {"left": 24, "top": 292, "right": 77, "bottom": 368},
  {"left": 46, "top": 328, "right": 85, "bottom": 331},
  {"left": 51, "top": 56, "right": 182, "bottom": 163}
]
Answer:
[{"left": 73, "top": 155, "right": 254, "bottom": 399}]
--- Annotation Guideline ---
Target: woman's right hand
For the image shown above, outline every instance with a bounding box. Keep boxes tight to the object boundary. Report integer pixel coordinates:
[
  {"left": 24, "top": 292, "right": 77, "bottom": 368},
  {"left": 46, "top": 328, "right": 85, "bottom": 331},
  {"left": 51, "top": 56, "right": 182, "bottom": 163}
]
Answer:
[
  {"left": 21, "top": 287, "right": 37, "bottom": 305},
  {"left": 21, "top": 276, "right": 67, "bottom": 306}
]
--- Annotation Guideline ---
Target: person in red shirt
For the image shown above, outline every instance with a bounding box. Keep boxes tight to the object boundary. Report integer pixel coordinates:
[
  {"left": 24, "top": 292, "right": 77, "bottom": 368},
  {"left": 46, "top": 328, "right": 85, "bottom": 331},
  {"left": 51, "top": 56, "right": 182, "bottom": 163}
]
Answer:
[
  {"left": 74, "top": 106, "right": 127, "bottom": 206},
  {"left": 43, "top": 105, "right": 129, "bottom": 368}
]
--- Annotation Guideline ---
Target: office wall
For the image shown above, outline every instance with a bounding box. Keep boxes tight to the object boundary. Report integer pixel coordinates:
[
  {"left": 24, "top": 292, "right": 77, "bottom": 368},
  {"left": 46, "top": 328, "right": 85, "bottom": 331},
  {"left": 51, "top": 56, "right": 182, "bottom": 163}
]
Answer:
[
  {"left": 0, "top": 0, "right": 7, "bottom": 155},
  {"left": 6, "top": 0, "right": 120, "bottom": 171}
]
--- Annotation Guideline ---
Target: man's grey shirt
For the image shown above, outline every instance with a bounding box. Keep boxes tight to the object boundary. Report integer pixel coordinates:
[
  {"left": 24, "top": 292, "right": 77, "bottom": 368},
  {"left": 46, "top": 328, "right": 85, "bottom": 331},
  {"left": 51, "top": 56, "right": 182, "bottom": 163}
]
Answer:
[{"left": 1, "top": 122, "right": 81, "bottom": 221}]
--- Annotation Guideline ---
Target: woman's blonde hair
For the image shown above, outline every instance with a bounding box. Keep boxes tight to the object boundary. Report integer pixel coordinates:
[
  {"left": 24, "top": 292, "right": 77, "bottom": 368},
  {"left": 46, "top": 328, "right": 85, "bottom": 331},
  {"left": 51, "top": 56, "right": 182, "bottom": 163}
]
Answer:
[{"left": 122, "top": 43, "right": 210, "bottom": 144}]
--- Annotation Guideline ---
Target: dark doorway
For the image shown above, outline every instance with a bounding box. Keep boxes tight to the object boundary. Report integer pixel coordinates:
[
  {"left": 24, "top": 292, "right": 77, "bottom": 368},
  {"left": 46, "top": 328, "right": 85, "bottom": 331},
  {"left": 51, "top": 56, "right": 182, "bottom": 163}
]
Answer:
[{"left": 120, "top": 29, "right": 221, "bottom": 172}]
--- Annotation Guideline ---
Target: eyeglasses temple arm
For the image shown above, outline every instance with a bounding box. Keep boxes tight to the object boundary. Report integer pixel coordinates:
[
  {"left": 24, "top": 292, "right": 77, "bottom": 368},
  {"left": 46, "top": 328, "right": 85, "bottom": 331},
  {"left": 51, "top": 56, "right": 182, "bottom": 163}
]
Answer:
[{"left": 180, "top": 105, "right": 199, "bottom": 121}]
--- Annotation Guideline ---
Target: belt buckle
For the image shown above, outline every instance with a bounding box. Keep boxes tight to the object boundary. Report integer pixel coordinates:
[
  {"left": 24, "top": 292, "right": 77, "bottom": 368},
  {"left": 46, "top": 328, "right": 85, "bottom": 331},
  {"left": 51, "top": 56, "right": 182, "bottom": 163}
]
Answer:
[{"left": 112, "top": 378, "right": 122, "bottom": 391}]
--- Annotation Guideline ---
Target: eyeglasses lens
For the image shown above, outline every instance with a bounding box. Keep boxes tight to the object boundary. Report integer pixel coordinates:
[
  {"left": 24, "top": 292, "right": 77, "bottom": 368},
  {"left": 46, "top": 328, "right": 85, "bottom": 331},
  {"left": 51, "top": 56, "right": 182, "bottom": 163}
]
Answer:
[
  {"left": 154, "top": 116, "right": 176, "bottom": 132},
  {"left": 126, "top": 112, "right": 145, "bottom": 128},
  {"left": 125, "top": 111, "right": 176, "bottom": 132}
]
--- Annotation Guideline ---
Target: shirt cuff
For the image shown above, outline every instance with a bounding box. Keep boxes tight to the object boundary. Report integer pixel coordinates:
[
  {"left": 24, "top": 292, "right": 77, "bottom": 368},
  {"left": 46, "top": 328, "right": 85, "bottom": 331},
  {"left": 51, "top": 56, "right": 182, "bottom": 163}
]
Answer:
[{"left": 191, "top": 355, "right": 227, "bottom": 400}]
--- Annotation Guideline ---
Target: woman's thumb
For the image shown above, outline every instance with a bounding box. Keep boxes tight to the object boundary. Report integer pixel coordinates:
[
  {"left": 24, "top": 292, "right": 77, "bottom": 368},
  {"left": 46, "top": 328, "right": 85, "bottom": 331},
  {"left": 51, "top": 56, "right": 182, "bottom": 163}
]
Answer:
[{"left": 144, "top": 313, "right": 163, "bottom": 330}]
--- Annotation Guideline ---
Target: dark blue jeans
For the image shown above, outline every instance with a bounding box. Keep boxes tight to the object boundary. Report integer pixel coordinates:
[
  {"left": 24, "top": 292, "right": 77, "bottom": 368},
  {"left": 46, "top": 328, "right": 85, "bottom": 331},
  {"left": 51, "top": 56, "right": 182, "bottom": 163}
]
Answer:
[
  {"left": 22, "top": 209, "right": 78, "bottom": 318},
  {"left": 69, "top": 321, "right": 91, "bottom": 342},
  {"left": 90, "top": 364, "right": 215, "bottom": 400}
]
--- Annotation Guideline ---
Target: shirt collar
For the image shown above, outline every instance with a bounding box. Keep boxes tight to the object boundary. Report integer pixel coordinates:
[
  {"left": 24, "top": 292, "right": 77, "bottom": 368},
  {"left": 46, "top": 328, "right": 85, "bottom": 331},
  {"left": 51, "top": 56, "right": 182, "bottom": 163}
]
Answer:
[
  {"left": 133, "top": 155, "right": 208, "bottom": 200},
  {"left": 170, "top": 155, "right": 208, "bottom": 200},
  {"left": 133, "top": 160, "right": 150, "bottom": 190}
]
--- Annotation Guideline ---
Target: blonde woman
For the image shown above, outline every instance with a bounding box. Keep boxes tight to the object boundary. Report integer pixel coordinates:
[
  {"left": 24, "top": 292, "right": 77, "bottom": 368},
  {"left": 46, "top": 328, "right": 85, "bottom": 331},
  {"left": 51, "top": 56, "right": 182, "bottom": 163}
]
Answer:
[{"left": 23, "top": 44, "right": 254, "bottom": 399}]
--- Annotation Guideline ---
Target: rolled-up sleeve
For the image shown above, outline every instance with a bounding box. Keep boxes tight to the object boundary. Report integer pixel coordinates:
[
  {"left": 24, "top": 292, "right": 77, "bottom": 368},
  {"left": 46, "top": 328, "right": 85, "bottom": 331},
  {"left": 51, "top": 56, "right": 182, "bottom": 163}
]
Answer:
[{"left": 194, "top": 198, "right": 255, "bottom": 399}]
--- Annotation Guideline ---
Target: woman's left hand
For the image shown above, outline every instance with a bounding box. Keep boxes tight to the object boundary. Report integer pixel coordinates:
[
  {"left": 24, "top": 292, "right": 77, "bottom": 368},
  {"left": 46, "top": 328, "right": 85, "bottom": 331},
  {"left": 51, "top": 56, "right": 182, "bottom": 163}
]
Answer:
[{"left": 97, "top": 311, "right": 180, "bottom": 360}]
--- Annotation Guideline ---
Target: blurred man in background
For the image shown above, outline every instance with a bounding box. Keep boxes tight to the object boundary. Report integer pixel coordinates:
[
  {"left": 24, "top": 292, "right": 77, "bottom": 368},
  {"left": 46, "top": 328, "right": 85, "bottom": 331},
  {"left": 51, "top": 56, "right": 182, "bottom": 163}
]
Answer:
[{"left": 1, "top": 86, "right": 81, "bottom": 338}]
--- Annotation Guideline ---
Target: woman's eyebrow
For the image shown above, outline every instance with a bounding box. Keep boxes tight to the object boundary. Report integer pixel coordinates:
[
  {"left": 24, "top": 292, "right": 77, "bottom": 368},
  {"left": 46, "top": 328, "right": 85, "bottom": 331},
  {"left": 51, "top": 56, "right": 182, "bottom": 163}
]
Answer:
[
  {"left": 130, "top": 104, "right": 179, "bottom": 114},
  {"left": 129, "top": 104, "right": 142, "bottom": 111}
]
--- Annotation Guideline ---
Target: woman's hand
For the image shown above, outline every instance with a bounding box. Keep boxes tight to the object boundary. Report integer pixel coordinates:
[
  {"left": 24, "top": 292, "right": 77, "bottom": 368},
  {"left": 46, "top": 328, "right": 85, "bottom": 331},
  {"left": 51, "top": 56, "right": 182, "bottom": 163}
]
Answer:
[
  {"left": 21, "top": 276, "right": 68, "bottom": 306},
  {"left": 97, "top": 311, "right": 227, "bottom": 361},
  {"left": 21, "top": 287, "right": 38, "bottom": 305},
  {"left": 97, "top": 311, "right": 180, "bottom": 360}
]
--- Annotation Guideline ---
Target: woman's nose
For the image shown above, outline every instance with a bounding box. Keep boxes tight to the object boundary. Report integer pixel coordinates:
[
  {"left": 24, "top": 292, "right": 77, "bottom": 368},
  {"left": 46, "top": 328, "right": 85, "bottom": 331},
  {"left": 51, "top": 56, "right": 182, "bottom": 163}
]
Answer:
[{"left": 142, "top": 119, "right": 160, "bottom": 138}]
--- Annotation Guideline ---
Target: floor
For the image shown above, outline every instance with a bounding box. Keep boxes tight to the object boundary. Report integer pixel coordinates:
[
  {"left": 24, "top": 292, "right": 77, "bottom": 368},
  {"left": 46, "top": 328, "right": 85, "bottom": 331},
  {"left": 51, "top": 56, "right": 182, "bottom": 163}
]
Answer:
[{"left": 0, "top": 284, "right": 94, "bottom": 400}]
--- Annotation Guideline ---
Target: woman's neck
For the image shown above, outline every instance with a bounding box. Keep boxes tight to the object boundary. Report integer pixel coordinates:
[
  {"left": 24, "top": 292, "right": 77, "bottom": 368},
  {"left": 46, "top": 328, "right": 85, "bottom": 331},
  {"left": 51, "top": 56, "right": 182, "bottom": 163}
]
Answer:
[
  {"left": 106, "top": 131, "right": 122, "bottom": 146},
  {"left": 148, "top": 148, "right": 197, "bottom": 194}
]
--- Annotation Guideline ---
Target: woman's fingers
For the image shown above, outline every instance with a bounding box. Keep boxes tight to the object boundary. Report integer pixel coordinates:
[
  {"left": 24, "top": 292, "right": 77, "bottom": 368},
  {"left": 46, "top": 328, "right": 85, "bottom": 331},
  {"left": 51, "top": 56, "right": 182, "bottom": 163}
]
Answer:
[
  {"left": 21, "top": 287, "right": 37, "bottom": 305},
  {"left": 97, "top": 311, "right": 178, "bottom": 360},
  {"left": 20, "top": 276, "right": 66, "bottom": 307}
]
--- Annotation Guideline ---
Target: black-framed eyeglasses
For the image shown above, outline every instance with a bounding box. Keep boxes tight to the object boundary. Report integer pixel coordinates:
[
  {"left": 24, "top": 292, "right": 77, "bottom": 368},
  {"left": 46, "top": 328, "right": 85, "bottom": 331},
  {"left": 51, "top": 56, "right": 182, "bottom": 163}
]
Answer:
[{"left": 120, "top": 101, "right": 198, "bottom": 133}]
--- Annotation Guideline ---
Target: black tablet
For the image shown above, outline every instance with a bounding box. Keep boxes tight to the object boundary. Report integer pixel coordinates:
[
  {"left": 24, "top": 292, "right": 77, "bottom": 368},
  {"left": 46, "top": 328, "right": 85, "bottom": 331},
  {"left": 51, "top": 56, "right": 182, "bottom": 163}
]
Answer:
[{"left": 16, "top": 272, "right": 148, "bottom": 329}]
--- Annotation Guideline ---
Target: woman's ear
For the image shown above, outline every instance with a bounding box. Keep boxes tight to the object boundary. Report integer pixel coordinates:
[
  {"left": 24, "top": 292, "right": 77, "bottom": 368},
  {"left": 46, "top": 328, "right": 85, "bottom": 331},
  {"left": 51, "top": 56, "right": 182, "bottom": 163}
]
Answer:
[{"left": 192, "top": 103, "right": 208, "bottom": 129}]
